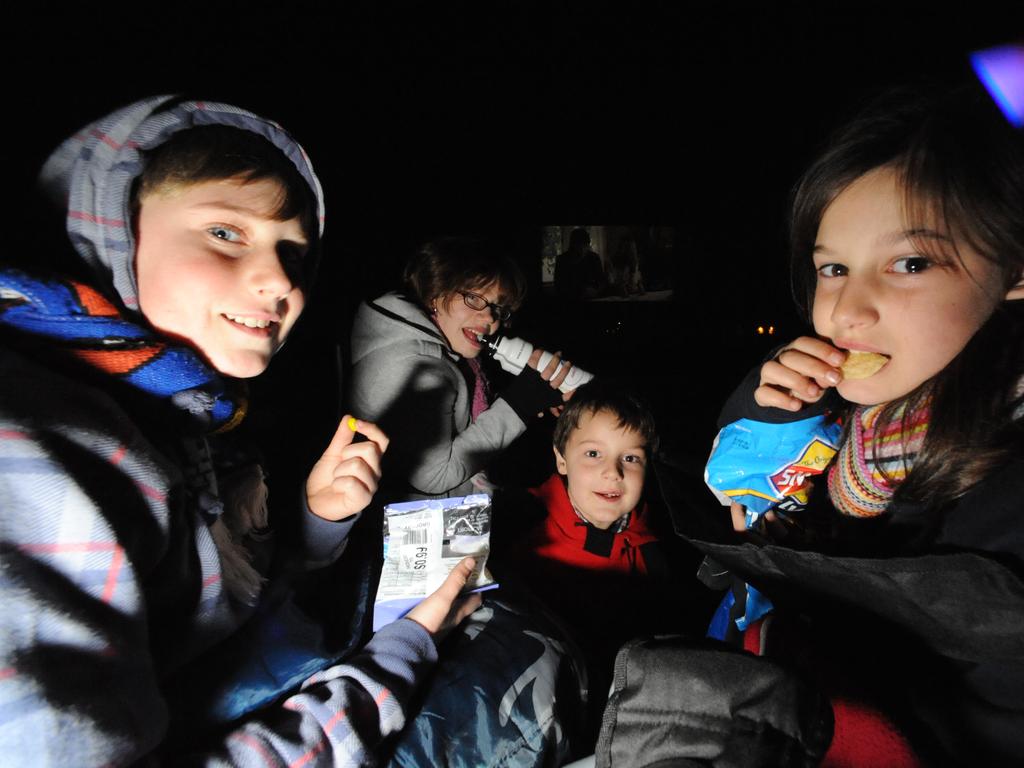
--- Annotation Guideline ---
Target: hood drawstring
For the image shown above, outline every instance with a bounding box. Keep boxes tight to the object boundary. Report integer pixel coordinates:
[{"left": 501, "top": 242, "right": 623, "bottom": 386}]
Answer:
[{"left": 621, "top": 538, "right": 639, "bottom": 573}]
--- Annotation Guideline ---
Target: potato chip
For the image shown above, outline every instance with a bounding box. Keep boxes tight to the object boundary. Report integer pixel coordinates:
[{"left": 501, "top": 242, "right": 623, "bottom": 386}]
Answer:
[{"left": 840, "top": 350, "right": 889, "bottom": 379}]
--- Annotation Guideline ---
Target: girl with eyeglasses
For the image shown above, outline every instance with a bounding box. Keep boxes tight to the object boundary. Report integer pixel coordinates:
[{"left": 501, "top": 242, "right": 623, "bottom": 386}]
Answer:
[
  {"left": 349, "top": 236, "right": 572, "bottom": 501},
  {"left": 348, "top": 236, "right": 582, "bottom": 765}
]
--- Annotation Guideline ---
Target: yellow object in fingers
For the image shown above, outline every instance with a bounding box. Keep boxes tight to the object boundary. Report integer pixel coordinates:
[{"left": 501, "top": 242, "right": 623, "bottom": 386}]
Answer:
[{"left": 840, "top": 351, "right": 889, "bottom": 379}]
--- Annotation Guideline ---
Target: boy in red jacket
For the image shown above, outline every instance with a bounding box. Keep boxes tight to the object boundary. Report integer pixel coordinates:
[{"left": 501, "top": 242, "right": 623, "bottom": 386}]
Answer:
[
  {"left": 530, "top": 381, "right": 660, "bottom": 574},
  {"left": 514, "top": 381, "right": 680, "bottom": 744}
]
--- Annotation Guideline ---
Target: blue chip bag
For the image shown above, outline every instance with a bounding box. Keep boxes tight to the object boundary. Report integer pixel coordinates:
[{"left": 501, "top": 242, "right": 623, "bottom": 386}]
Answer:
[{"left": 705, "top": 415, "right": 841, "bottom": 526}]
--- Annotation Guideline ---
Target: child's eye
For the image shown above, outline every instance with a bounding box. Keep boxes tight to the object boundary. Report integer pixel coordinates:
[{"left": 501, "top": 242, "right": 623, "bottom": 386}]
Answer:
[
  {"left": 584, "top": 450, "right": 600, "bottom": 459},
  {"left": 207, "top": 225, "right": 243, "bottom": 243},
  {"left": 890, "top": 256, "right": 931, "bottom": 274},
  {"left": 816, "top": 263, "right": 847, "bottom": 278},
  {"left": 623, "top": 454, "right": 645, "bottom": 465}
]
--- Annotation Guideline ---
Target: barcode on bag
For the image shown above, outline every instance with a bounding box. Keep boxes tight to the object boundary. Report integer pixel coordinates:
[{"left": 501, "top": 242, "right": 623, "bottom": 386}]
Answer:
[{"left": 400, "top": 527, "right": 429, "bottom": 546}]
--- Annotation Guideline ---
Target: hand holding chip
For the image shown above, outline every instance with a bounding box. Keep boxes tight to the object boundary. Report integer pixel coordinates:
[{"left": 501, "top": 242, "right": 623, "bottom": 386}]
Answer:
[{"left": 755, "top": 336, "right": 848, "bottom": 411}]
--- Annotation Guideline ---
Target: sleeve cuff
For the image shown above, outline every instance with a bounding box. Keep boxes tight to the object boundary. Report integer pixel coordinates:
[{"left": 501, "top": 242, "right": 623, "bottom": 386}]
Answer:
[
  {"left": 717, "top": 364, "right": 839, "bottom": 428},
  {"left": 301, "top": 493, "right": 360, "bottom": 566}
]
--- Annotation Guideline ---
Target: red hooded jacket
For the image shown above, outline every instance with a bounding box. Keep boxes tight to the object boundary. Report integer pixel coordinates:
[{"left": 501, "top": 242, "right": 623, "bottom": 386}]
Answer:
[{"left": 527, "top": 473, "right": 660, "bottom": 575}]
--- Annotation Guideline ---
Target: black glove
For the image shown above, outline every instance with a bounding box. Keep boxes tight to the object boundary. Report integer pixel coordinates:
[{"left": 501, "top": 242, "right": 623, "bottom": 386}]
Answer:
[{"left": 499, "top": 365, "right": 564, "bottom": 424}]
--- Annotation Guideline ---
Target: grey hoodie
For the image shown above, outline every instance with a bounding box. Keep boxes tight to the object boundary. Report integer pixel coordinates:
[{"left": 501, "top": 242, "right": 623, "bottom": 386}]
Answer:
[{"left": 349, "top": 291, "right": 526, "bottom": 499}]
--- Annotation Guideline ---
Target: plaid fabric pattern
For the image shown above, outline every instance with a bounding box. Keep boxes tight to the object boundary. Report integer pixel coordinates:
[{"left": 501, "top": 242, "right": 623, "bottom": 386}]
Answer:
[
  {"left": 0, "top": 269, "right": 240, "bottom": 431},
  {"left": 0, "top": 97, "right": 433, "bottom": 767},
  {"left": 0, "top": 370, "right": 434, "bottom": 763}
]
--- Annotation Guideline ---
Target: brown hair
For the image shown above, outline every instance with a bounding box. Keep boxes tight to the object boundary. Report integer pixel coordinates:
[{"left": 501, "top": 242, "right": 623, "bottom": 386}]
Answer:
[
  {"left": 135, "top": 125, "right": 319, "bottom": 282},
  {"left": 553, "top": 380, "right": 659, "bottom": 457},
  {"left": 403, "top": 237, "right": 527, "bottom": 318},
  {"left": 789, "top": 84, "right": 1024, "bottom": 507}
]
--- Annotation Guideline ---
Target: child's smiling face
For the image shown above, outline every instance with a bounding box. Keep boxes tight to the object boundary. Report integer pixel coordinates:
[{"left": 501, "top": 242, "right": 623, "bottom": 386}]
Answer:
[
  {"left": 135, "top": 176, "right": 308, "bottom": 379},
  {"left": 812, "top": 166, "right": 1011, "bottom": 406},
  {"left": 553, "top": 408, "right": 646, "bottom": 530}
]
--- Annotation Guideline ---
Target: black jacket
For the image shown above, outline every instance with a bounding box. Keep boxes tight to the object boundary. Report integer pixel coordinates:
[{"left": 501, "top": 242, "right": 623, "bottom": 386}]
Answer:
[
  {"left": 703, "top": 366, "right": 1023, "bottom": 764},
  {"left": 598, "top": 366, "right": 1024, "bottom": 766}
]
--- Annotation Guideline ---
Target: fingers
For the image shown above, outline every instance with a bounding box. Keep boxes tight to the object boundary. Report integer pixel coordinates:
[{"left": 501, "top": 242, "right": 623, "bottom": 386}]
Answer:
[
  {"left": 786, "top": 336, "right": 847, "bottom": 367},
  {"left": 755, "top": 337, "right": 845, "bottom": 410},
  {"left": 730, "top": 502, "right": 747, "bottom": 532},
  {"left": 320, "top": 415, "right": 357, "bottom": 458},
  {"left": 438, "top": 556, "right": 477, "bottom": 599},
  {"left": 756, "top": 359, "right": 824, "bottom": 409},
  {"left": 307, "top": 416, "right": 388, "bottom": 522},
  {"left": 522, "top": 347, "right": 578, "bottom": 394},
  {"left": 321, "top": 416, "right": 390, "bottom": 459},
  {"left": 780, "top": 338, "right": 845, "bottom": 384},
  {"left": 550, "top": 357, "right": 572, "bottom": 390},
  {"left": 451, "top": 593, "right": 483, "bottom": 625},
  {"left": 326, "top": 473, "right": 375, "bottom": 514},
  {"left": 318, "top": 420, "right": 386, "bottom": 490},
  {"left": 406, "top": 557, "right": 479, "bottom": 636},
  {"left": 330, "top": 455, "right": 379, "bottom": 495},
  {"left": 352, "top": 417, "right": 390, "bottom": 454},
  {"left": 535, "top": 350, "right": 573, "bottom": 392},
  {"left": 767, "top": 351, "right": 837, "bottom": 392},
  {"left": 436, "top": 559, "right": 483, "bottom": 634},
  {"left": 539, "top": 350, "right": 562, "bottom": 380},
  {"left": 334, "top": 439, "right": 384, "bottom": 481},
  {"left": 754, "top": 382, "right": 806, "bottom": 411},
  {"left": 322, "top": 418, "right": 387, "bottom": 479}
]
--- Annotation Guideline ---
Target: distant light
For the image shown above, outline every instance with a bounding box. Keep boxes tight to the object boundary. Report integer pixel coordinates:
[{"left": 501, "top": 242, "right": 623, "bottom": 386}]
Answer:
[
  {"left": 757, "top": 326, "right": 764, "bottom": 335},
  {"left": 971, "top": 44, "right": 1024, "bottom": 128},
  {"left": 768, "top": 326, "right": 775, "bottom": 335}
]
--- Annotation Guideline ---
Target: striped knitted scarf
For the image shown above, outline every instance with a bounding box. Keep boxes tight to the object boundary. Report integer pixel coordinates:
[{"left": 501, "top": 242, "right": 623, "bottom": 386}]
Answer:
[
  {"left": 0, "top": 269, "right": 244, "bottom": 433},
  {"left": 827, "top": 398, "right": 931, "bottom": 518}
]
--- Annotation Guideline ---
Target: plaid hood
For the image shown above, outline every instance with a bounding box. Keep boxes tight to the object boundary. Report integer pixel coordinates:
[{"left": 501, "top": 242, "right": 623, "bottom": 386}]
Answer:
[{"left": 37, "top": 95, "right": 325, "bottom": 313}]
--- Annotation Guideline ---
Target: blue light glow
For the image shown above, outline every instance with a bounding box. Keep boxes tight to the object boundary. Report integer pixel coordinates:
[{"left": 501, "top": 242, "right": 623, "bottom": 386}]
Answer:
[{"left": 970, "top": 44, "right": 1024, "bottom": 129}]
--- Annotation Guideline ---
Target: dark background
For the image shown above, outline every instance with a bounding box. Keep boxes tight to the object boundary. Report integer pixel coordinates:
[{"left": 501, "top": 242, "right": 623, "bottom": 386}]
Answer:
[{"left": 4, "top": 1, "right": 1021, "bottom": 471}]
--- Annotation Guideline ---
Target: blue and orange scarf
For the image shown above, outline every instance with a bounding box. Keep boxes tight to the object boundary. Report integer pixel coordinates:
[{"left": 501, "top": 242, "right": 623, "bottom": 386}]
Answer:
[{"left": 0, "top": 269, "right": 244, "bottom": 433}]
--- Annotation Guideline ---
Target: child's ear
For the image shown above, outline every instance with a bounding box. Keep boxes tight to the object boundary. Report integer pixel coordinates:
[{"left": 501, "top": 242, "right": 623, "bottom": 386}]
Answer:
[
  {"left": 1006, "top": 270, "right": 1024, "bottom": 302},
  {"left": 553, "top": 445, "right": 568, "bottom": 476}
]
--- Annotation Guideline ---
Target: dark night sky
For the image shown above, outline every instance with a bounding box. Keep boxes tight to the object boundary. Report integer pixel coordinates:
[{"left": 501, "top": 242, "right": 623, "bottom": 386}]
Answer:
[
  {"left": 10, "top": 3, "right": 1017, "bottom": 218},
  {"left": 4, "top": 2, "right": 1021, "bottom": 458}
]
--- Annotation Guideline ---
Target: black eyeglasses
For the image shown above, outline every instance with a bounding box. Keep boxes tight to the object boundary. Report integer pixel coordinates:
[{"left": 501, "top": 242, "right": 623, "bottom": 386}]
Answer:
[{"left": 459, "top": 291, "right": 512, "bottom": 323}]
